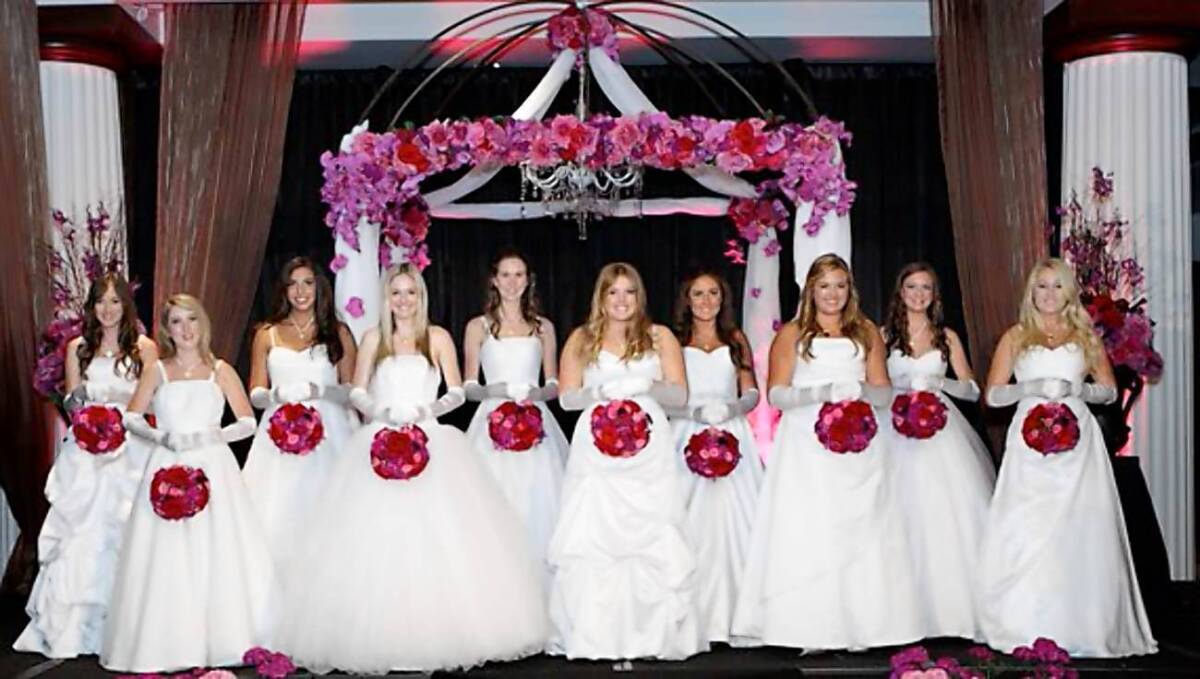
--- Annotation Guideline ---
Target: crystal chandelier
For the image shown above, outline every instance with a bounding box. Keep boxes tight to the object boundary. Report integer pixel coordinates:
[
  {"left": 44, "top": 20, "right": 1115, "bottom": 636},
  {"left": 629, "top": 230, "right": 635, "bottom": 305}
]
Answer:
[{"left": 519, "top": 29, "right": 643, "bottom": 239}]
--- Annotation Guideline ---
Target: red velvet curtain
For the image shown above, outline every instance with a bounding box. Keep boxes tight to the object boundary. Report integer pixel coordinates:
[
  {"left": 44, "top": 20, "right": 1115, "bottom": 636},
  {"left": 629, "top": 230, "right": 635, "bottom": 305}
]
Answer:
[
  {"left": 0, "top": 0, "right": 54, "bottom": 594},
  {"left": 931, "top": 0, "right": 1049, "bottom": 380},
  {"left": 154, "top": 0, "right": 306, "bottom": 360}
]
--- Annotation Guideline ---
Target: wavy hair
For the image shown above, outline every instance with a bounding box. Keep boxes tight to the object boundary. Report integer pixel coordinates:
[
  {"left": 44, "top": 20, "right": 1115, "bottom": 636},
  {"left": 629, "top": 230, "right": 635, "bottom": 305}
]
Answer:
[
  {"left": 672, "top": 269, "right": 751, "bottom": 371},
  {"left": 157, "top": 294, "right": 214, "bottom": 366},
  {"left": 578, "top": 262, "right": 654, "bottom": 363},
  {"left": 261, "top": 256, "right": 344, "bottom": 365},
  {"left": 794, "top": 253, "right": 874, "bottom": 359},
  {"left": 883, "top": 262, "right": 950, "bottom": 361},
  {"left": 377, "top": 263, "right": 431, "bottom": 364},
  {"left": 483, "top": 247, "right": 542, "bottom": 337},
  {"left": 1015, "top": 258, "right": 1102, "bottom": 364},
  {"left": 77, "top": 274, "right": 143, "bottom": 380}
]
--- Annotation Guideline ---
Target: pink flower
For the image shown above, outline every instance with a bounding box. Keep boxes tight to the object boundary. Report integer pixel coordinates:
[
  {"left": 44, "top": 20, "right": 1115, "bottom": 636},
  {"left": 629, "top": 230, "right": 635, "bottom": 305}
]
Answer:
[
  {"left": 196, "top": 672, "right": 237, "bottom": 679},
  {"left": 899, "top": 670, "right": 948, "bottom": 679},
  {"left": 723, "top": 240, "right": 746, "bottom": 265},
  {"left": 750, "top": 287, "right": 762, "bottom": 299},
  {"left": 329, "top": 254, "right": 348, "bottom": 273},
  {"left": 763, "top": 239, "right": 782, "bottom": 257},
  {"left": 345, "top": 296, "right": 364, "bottom": 319},
  {"left": 965, "top": 645, "right": 996, "bottom": 662}
]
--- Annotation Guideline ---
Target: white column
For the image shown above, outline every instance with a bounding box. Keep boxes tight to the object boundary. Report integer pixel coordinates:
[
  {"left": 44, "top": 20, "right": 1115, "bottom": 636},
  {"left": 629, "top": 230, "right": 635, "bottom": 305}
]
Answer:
[
  {"left": 39, "top": 60, "right": 127, "bottom": 259},
  {"left": 1062, "top": 51, "right": 1195, "bottom": 579}
]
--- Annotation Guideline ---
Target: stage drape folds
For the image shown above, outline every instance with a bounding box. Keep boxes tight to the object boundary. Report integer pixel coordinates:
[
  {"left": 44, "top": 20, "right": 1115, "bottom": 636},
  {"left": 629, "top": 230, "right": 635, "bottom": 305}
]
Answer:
[
  {"left": 0, "top": 0, "right": 54, "bottom": 594},
  {"left": 931, "top": 0, "right": 1049, "bottom": 383},
  {"left": 154, "top": 0, "right": 306, "bottom": 361}
]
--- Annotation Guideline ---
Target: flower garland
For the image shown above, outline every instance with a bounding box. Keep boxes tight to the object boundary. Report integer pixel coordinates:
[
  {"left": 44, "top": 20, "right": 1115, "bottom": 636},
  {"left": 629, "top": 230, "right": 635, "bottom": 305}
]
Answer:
[
  {"left": 547, "top": 7, "right": 619, "bottom": 66},
  {"left": 889, "top": 637, "right": 1076, "bottom": 679},
  {"left": 487, "top": 401, "right": 545, "bottom": 452},
  {"left": 268, "top": 403, "right": 325, "bottom": 455},
  {"left": 1059, "top": 167, "right": 1163, "bottom": 381},
  {"left": 1022, "top": 402, "right": 1080, "bottom": 455},
  {"left": 321, "top": 114, "right": 854, "bottom": 274},
  {"left": 71, "top": 405, "right": 127, "bottom": 455}
]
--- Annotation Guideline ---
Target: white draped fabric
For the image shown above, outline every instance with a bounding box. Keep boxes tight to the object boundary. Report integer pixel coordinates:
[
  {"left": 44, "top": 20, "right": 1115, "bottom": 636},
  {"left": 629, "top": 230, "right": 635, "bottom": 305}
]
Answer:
[{"left": 1060, "top": 51, "right": 1194, "bottom": 580}]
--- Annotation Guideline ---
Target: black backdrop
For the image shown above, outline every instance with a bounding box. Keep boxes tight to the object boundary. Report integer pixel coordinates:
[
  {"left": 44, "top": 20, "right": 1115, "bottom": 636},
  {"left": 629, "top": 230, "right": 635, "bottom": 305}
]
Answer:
[{"left": 122, "top": 60, "right": 963, "bottom": 431}]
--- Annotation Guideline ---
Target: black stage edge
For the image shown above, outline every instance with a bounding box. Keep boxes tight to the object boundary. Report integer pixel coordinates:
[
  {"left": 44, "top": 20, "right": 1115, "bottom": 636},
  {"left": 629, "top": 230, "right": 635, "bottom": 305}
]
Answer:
[{"left": 2, "top": 585, "right": 1198, "bottom": 678}]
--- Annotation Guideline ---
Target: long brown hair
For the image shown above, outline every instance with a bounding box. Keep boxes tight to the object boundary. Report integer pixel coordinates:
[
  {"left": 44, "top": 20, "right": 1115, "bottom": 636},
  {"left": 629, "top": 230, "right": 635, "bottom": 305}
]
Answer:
[
  {"left": 883, "top": 262, "right": 950, "bottom": 361},
  {"left": 795, "top": 254, "right": 874, "bottom": 359},
  {"left": 157, "top": 294, "right": 214, "bottom": 366},
  {"left": 262, "top": 256, "right": 344, "bottom": 365},
  {"left": 77, "top": 273, "right": 142, "bottom": 380},
  {"left": 579, "top": 262, "right": 654, "bottom": 363},
  {"left": 377, "top": 264, "right": 432, "bottom": 364},
  {"left": 483, "top": 247, "right": 542, "bottom": 337},
  {"left": 673, "top": 269, "right": 751, "bottom": 371}
]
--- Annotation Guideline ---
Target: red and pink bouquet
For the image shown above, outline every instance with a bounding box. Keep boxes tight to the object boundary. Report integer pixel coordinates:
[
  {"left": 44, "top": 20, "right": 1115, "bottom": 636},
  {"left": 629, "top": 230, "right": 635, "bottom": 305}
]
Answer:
[
  {"left": 71, "top": 404, "right": 126, "bottom": 455},
  {"left": 488, "top": 401, "right": 545, "bottom": 452},
  {"left": 891, "top": 391, "right": 948, "bottom": 440},
  {"left": 1060, "top": 167, "right": 1163, "bottom": 381},
  {"left": 1022, "top": 402, "right": 1080, "bottom": 455},
  {"left": 371, "top": 425, "right": 430, "bottom": 480},
  {"left": 684, "top": 427, "right": 742, "bottom": 479},
  {"left": 150, "top": 465, "right": 211, "bottom": 521},
  {"left": 591, "top": 399, "right": 653, "bottom": 458},
  {"left": 814, "top": 400, "right": 877, "bottom": 454},
  {"left": 268, "top": 403, "right": 325, "bottom": 455}
]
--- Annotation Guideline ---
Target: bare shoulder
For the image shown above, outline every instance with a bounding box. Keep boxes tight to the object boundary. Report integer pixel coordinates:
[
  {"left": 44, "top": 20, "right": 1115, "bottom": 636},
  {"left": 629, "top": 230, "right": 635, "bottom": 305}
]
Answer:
[
  {"left": 944, "top": 327, "right": 963, "bottom": 347},
  {"left": 136, "top": 335, "right": 159, "bottom": 359},
  {"left": 214, "top": 359, "right": 240, "bottom": 382},
  {"left": 428, "top": 324, "right": 454, "bottom": 346},
  {"left": 652, "top": 324, "right": 680, "bottom": 348},
  {"left": 536, "top": 316, "right": 556, "bottom": 336},
  {"left": 66, "top": 335, "right": 84, "bottom": 354}
]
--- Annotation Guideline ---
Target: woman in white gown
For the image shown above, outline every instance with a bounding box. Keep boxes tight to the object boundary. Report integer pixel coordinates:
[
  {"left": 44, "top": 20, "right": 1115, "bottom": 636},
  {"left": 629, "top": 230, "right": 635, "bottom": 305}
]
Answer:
[
  {"left": 16, "top": 275, "right": 157, "bottom": 658},
  {"left": 666, "top": 270, "right": 762, "bottom": 645},
  {"left": 275, "top": 263, "right": 547, "bottom": 674},
  {"left": 733, "top": 253, "right": 921, "bottom": 651},
  {"left": 881, "top": 262, "right": 995, "bottom": 641},
  {"left": 243, "top": 257, "right": 357, "bottom": 566},
  {"left": 980, "top": 258, "right": 1155, "bottom": 657},
  {"left": 102, "top": 294, "right": 273, "bottom": 673},
  {"left": 462, "top": 249, "right": 568, "bottom": 579},
  {"left": 550, "top": 261, "right": 706, "bottom": 662}
]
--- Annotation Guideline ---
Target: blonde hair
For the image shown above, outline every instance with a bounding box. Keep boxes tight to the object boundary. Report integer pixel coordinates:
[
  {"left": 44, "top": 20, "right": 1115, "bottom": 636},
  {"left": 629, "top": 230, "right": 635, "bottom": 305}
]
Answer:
[
  {"left": 156, "top": 294, "right": 215, "bottom": 366},
  {"left": 794, "top": 253, "right": 875, "bottom": 359},
  {"left": 377, "top": 263, "right": 431, "bottom": 364},
  {"left": 1015, "top": 257, "right": 1102, "bottom": 364},
  {"left": 579, "top": 262, "right": 654, "bottom": 363}
]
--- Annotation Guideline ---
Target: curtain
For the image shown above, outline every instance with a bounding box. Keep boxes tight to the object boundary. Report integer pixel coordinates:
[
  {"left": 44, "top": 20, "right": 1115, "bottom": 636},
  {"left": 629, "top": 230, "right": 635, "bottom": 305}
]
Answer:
[
  {"left": 154, "top": 0, "right": 306, "bottom": 360},
  {"left": 0, "top": 0, "right": 54, "bottom": 594},
  {"left": 931, "top": 0, "right": 1049, "bottom": 386}
]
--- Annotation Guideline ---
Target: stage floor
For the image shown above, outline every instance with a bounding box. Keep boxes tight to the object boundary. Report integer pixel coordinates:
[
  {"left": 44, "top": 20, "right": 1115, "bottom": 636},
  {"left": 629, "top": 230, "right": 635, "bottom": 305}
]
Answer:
[{"left": 1, "top": 585, "right": 1198, "bottom": 678}]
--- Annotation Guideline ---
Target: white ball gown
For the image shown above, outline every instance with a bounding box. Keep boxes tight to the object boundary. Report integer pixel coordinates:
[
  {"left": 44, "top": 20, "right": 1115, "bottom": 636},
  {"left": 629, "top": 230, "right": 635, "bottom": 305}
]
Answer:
[
  {"left": 977, "top": 343, "right": 1156, "bottom": 657},
  {"left": 101, "top": 361, "right": 275, "bottom": 673},
  {"left": 15, "top": 356, "right": 150, "bottom": 658},
  {"left": 886, "top": 349, "right": 995, "bottom": 640},
  {"left": 275, "top": 355, "right": 548, "bottom": 674},
  {"left": 242, "top": 333, "right": 355, "bottom": 565},
  {"left": 548, "top": 350, "right": 707, "bottom": 660},
  {"left": 464, "top": 332, "right": 568, "bottom": 579},
  {"left": 732, "top": 337, "right": 921, "bottom": 650},
  {"left": 670, "top": 346, "right": 763, "bottom": 644}
]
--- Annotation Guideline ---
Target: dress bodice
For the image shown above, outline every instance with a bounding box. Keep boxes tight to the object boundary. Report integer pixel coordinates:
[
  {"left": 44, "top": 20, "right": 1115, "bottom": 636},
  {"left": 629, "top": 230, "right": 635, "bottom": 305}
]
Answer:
[
  {"left": 582, "top": 350, "right": 663, "bottom": 388},
  {"left": 83, "top": 355, "right": 139, "bottom": 406},
  {"left": 151, "top": 362, "right": 227, "bottom": 434},
  {"left": 683, "top": 346, "right": 738, "bottom": 405},
  {"left": 480, "top": 334, "right": 542, "bottom": 384},
  {"left": 267, "top": 344, "right": 339, "bottom": 389},
  {"left": 370, "top": 355, "right": 443, "bottom": 410},
  {"left": 1013, "top": 343, "right": 1087, "bottom": 383},
  {"left": 886, "top": 349, "right": 948, "bottom": 383},
  {"left": 790, "top": 337, "right": 866, "bottom": 387}
]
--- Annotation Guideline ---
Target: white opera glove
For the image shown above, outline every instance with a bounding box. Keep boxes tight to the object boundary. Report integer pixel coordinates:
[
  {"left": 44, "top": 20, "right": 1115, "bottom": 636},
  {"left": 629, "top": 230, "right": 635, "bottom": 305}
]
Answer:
[
  {"left": 464, "top": 380, "right": 501, "bottom": 401},
  {"left": 524, "top": 378, "right": 559, "bottom": 403},
  {"left": 697, "top": 402, "right": 732, "bottom": 425},
  {"left": 317, "top": 383, "right": 351, "bottom": 405},
  {"left": 249, "top": 386, "right": 273, "bottom": 410},
  {"left": 908, "top": 374, "right": 979, "bottom": 400},
  {"left": 63, "top": 385, "right": 90, "bottom": 413},
  {"left": 559, "top": 385, "right": 602, "bottom": 411},
  {"left": 349, "top": 387, "right": 378, "bottom": 419},
  {"left": 505, "top": 383, "right": 533, "bottom": 401},
  {"left": 221, "top": 416, "right": 257, "bottom": 442},
  {"left": 986, "top": 378, "right": 1070, "bottom": 407},
  {"left": 768, "top": 383, "right": 830, "bottom": 410},
  {"left": 600, "top": 376, "right": 653, "bottom": 400},
  {"left": 275, "top": 381, "right": 317, "bottom": 403},
  {"left": 647, "top": 381, "right": 688, "bottom": 408},
  {"left": 84, "top": 382, "right": 110, "bottom": 403},
  {"left": 393, "top": 386, "right": 467, "bottom": 424},
  {"left": 383, "top": 404, "right": 422, "bottom": 427},
  {"left": 192, "top": 416, "right": 258, "bottom": 447},
  {"left": 123, "top": 412, "right": 167, "bottom": 446},
  {"left": 1071, "top": 381, "right": 1118, "bottom": 405},
  {"left": 829, "top": 380, "right": 863, "bottom": 402}
]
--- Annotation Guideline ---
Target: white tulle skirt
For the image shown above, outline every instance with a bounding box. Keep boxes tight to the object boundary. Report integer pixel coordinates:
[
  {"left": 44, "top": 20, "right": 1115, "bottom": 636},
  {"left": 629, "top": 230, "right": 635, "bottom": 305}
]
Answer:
[
  {"left": 100, "top": 442, "right": 276, "bottom": 673},
  {"left": 274, "top": 419, "right": 548, "bottom": 674},
  {"left": 977, "top": 397, "right": 1156, "bottom": 658},
  {"left": 15, "top": 424, "right": 150, "bottom": 658},
  {"left": 887, "top": 396, "right": 995, "bottom": 640},
  {"left": 670, "top": 414, "right": 763, "bottom": 645},
  {"left": 465, "top": 398, "right": 567, "bottom": 582},
  {"left": 548, "top": 397, "right": 707, "bottom": 660},
  {"left": 242, "top": 399, "right": 355, "bottom": 565},
  {"left": 732, "top": 403, "right": 922, "bottom": 650}
]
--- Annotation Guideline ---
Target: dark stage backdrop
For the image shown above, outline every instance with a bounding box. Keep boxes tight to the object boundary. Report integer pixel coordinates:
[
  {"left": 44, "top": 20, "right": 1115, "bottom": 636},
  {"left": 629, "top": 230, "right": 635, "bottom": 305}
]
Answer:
[{"left": 124, "top": 61, "right": 966, "bottom": 433}]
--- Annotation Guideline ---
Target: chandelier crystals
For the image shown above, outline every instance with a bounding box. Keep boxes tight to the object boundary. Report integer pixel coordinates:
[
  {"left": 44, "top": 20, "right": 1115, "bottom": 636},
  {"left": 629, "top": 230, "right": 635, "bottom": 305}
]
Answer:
[{"left": 519, "top": 25, "right": 644, "bottom": 240}]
